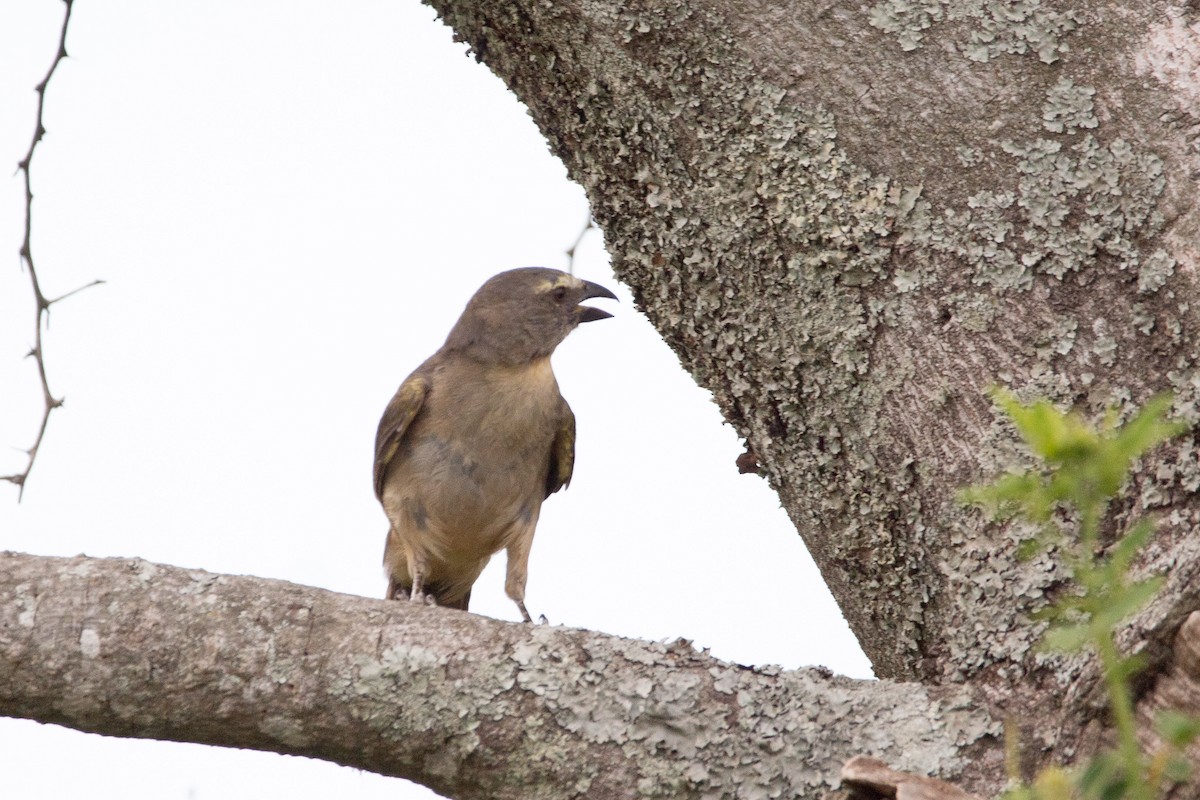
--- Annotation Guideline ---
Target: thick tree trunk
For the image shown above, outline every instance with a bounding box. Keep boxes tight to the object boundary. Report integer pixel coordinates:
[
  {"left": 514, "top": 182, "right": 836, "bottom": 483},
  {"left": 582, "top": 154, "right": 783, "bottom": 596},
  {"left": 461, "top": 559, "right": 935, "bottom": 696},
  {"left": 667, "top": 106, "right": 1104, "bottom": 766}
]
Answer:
[
  {"left": 425, "top": 0, "right": 1200, "bottom": 674},
  {"left": 0, "top": 552, "right": 997, "bottom": 799},
  {"left": 421, "top": 0, "right": 1200, "bottom": 773}
]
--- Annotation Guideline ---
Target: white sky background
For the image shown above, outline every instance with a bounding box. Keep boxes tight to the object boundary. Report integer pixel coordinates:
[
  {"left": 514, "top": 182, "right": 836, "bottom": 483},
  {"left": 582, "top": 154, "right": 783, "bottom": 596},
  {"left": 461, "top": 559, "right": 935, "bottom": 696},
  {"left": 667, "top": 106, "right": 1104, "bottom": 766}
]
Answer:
[{"left": 0, "top": 1, "right": 873, "bottom": 797}]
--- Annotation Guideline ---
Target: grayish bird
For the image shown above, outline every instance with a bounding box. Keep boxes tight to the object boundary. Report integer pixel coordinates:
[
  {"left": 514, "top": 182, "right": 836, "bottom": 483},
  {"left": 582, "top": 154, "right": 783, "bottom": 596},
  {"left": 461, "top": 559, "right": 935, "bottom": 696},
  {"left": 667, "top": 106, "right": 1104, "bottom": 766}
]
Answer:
[{"left": 373, "top": 267, "right": 617, "bottom": 621}]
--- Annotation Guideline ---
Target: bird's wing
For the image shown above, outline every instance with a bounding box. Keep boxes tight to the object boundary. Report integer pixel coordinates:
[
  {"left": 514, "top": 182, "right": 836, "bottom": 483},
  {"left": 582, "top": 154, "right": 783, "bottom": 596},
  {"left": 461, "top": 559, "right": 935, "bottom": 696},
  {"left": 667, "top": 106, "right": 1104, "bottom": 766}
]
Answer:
[
  {"left": 374, "top": 373, "right": 430, "bottom": 500},
  {"left": 544, "top": 400, "right": 576, "bottom": 498}
]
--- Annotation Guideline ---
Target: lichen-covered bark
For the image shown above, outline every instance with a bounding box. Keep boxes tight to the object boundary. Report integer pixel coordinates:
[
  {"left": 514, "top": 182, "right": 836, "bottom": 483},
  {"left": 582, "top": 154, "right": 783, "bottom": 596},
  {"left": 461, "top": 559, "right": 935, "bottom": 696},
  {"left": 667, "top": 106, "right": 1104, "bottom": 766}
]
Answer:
[
  {"left": 424, "top": 0, "right": 1200, "bottom": 720},
  {"left": 0, "top": 552, "right": 999, "bottom": 800}
]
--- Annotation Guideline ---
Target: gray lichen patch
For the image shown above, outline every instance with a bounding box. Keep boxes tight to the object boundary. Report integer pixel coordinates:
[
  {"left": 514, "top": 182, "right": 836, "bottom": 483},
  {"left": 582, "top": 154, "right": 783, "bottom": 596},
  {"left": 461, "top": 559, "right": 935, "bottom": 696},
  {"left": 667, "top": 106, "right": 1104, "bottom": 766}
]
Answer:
[
  {"left": 896, "top": 77, "right": 1167, "bottom": 293},
  {"left": 629, "top": 46, "right": 1171, "bottom": 690},
  {"left": 1138, "top": 249, "right": 1177, "bottom": 293},
  {"left": 940, "top": 518, "right": 1062, "bottom": 673},
  {"left": 1090, "top": 318, "right": 1119, "bottom": 367},
  {"left": 1041, "top": 78, "right": 1098, "bottom": 134},
  {"left": 565, "top": 5, "right": 1167, "bottom": 683},
  {"left": 503, "top": 628, "right": 995, "bottom": 797},
  {"left": 571, "top": 47, "right": 929, "bottom": 680},
  {"left": 1031, "top": 317, "right": 1078, "bottom": 361},
  {"left": 868, "top": 0, "right": 1081, "bottom": 63},
  {"left": 330, "top": 611, "right": 998, "bottom": 797}
]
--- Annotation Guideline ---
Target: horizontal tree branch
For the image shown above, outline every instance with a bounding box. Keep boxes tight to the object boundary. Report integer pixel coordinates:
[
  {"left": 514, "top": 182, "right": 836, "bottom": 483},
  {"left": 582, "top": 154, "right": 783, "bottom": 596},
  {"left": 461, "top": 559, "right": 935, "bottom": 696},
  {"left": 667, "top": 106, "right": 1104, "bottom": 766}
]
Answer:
[{"left": 0, "top": 552, "right": 998, "bottom": 799}]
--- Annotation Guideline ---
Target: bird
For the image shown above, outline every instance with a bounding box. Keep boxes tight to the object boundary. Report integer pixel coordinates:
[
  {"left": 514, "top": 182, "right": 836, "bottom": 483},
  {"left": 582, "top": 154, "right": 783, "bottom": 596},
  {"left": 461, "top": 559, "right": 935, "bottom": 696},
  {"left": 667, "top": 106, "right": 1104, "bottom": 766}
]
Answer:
[{"left": 373, "top": 267, "right": 617, "bottom": 622}]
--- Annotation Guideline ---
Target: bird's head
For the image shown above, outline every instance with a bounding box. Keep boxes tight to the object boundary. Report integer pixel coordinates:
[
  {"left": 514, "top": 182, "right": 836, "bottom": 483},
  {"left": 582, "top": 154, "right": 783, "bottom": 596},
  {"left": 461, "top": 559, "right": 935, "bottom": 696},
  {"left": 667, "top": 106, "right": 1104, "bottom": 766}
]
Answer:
[{"left": 445, "top": 267, "right": 618, "bottom": 364}]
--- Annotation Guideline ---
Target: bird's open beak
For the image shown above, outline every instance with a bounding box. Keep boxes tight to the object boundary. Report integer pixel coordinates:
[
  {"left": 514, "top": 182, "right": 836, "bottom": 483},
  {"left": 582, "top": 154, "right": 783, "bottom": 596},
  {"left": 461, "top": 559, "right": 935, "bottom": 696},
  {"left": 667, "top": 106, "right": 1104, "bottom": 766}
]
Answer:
[{"left": 576, "top": 280, "right": 618, "bottom": 323}]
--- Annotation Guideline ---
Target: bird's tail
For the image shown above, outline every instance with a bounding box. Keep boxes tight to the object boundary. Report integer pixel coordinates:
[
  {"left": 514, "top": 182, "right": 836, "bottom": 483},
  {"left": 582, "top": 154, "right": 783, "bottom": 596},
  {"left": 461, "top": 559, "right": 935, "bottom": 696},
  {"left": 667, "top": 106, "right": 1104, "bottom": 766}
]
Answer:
[{"left": 431, "top": 586, "right": 470, "bottom": 611}]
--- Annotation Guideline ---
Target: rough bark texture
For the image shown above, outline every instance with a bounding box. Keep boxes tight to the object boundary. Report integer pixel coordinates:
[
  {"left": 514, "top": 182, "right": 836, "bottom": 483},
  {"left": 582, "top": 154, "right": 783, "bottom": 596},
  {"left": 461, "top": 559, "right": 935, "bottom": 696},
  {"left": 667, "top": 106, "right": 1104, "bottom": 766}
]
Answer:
[
  {"left": 0, "top": 553, "right": 997, "bottom": 800},
  {"left": 424, "top": 0, "right": 1200, "bottom": 675},
  {"left": 1134, "top": 610, "right": 1200, "bottom": 776},
  {"left": 420, "top": 0, "right": 1200, "bottom": 776}
]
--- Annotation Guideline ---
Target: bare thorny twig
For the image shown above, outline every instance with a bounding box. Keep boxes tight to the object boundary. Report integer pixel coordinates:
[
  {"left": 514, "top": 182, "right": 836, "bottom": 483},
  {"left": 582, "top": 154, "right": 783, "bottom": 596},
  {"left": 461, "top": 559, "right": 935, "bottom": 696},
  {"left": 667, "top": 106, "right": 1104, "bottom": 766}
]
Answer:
[
  {"left": 7, "top": 6, "right": 586, "bottom": 499},
  {"left": 3, "top": 0, "right": 103, "bottom": 500},
  {"left": 564, "top": 214, "right": 594, "bottom": 277}
]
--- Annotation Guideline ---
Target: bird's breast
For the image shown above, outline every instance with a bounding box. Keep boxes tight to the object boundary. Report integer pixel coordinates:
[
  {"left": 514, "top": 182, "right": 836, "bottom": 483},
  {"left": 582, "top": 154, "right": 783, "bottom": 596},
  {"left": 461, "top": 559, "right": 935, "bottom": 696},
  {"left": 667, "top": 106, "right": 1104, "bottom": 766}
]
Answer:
[{"left": 386, "top": 357, "right": 562, "bottom": 559}]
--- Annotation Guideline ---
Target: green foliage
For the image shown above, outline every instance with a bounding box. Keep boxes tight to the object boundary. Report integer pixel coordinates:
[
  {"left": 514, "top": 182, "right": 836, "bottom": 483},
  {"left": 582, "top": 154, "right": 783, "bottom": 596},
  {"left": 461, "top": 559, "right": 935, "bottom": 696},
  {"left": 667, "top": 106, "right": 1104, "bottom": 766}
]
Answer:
[{"left": 964, "top": 391, "right": 1197, "bottom": 800}]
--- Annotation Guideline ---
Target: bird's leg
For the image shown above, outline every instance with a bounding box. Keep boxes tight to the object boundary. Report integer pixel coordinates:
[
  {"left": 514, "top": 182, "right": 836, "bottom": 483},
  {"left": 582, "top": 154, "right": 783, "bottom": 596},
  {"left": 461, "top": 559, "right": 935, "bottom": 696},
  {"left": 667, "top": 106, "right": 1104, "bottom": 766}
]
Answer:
[
  {"left": 383, "top": 527, "right": 412, "bottom": 602},
  {"left": 405, "top": 544, "right": 432, "bottom": 605},
  {"left": 515, "top": 599, "right": 533, "bottom": 623},
  {"left": 505, "top": 536, "right": 535, "bottom": 623}
]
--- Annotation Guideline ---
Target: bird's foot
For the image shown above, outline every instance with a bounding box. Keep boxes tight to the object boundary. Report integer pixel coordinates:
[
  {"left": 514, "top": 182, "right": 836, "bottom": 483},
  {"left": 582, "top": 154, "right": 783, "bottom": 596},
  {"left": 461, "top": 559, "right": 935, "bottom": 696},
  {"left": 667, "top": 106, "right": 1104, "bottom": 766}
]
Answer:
[
  {"left": 407, "top": 590, "right": 438, "bottom": 607},
  {"left": 515, "top": 600, "right": 543, "bottom": 624},
  {"left": 388, "top": 586, "right": 438, "bottom": 607}
]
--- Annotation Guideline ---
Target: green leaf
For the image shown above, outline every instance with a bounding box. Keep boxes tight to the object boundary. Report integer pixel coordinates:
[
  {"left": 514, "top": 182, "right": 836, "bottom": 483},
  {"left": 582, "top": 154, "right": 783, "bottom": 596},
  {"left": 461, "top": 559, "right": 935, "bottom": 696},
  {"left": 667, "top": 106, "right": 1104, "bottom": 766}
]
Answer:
[
  {"left": 1078, "top": 753, "right": 1124, "bottom": 800},
  {"left": 1113, "top": 651, "right": 1149, "bottom": 683},
  {"left": 963, "top": 472, "right": 1054, "bottom": 522},
  {"left": 1112, "top": 394, "right": 1189, "bottom": 461},
  {"left": 1042, "top": 622, "right": 1092, "bottom": 653},
  {"left": 1000, "top": 788, "right": 1034, "bottom": 800},
  {"left": 1092, "top": 577, "right": 1164, "bottom": 630},
  {"left": 1163, "top": 753, "right": 1193, "bottom": 783},
  {"left": 1030, "top": 766, "right": 1073, "bottom": 799},
  {"left": 1016, "top": 536, "right": 1049, "bottom": 560},
  {"left": 1104, "top": 519, "right": 1156, "bottom": 577},
  {"left": 1156, "top": 709, "right": 1200, "bottom": 748},
  {"left": 992, "top": 389, "right": 1100, "bottom": 464},
  {"left": 965, "top": 391, "right": 1191, "bottom": 800}
]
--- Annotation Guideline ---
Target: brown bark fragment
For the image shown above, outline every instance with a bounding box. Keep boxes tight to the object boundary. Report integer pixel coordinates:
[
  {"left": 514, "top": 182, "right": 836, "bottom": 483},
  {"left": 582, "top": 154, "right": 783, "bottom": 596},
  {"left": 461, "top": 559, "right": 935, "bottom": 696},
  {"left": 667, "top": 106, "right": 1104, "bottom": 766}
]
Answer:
[{"left": 841, "top": 755, "right": 984, "bottom": 800}]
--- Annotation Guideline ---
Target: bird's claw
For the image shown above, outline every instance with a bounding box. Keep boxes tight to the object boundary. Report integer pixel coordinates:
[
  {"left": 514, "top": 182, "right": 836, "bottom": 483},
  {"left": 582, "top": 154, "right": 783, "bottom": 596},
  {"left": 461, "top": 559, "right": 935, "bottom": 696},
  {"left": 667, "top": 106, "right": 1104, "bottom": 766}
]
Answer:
[
  {"left": 390, "top": 585, "right": 438, "bottom": 608},
  {"left": 514, "top": 602, "right": 548, "bottom": 625}
]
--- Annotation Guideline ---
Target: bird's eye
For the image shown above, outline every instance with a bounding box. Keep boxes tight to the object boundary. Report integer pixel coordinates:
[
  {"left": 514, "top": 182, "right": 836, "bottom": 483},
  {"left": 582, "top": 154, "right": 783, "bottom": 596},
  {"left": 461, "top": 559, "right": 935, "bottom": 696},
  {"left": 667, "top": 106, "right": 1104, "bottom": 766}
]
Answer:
[{"left": 552, "top": 286, "right": 568, "bottom": 302}]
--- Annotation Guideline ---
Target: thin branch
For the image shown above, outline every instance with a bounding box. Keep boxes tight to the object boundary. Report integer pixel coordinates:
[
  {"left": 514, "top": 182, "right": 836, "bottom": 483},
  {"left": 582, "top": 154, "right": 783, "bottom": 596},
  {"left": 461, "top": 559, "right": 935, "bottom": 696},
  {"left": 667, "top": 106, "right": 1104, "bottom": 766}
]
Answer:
[
  {"left": 4, "top": 0, "right": 102, "bottom": 500},
  {"left": 564, "top": 213, "right": 594, "bottom": 276}
]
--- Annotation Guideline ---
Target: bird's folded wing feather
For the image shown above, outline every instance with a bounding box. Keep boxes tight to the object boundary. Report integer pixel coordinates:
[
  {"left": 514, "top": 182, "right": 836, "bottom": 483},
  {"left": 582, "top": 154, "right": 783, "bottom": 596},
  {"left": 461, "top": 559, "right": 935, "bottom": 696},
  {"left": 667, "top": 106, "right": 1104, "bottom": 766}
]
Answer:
[
  {"left": 544, "top": 401, "right": 576, "bottom": 498},
  {"left": 374, "top": 374, "right": 430, "bottom": 500}
]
